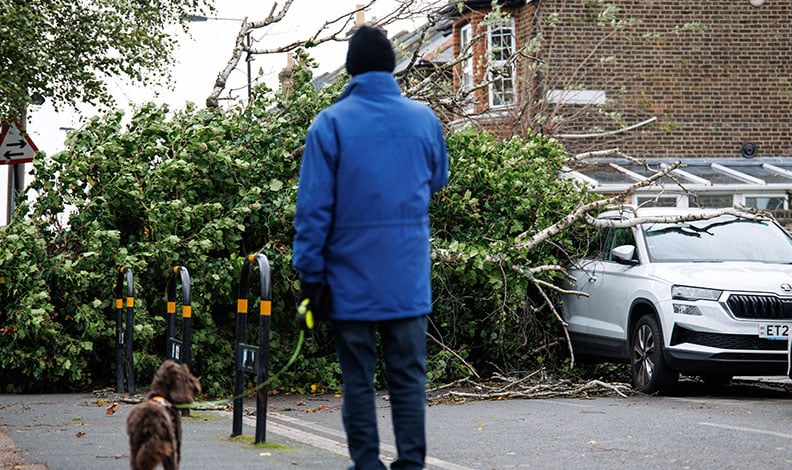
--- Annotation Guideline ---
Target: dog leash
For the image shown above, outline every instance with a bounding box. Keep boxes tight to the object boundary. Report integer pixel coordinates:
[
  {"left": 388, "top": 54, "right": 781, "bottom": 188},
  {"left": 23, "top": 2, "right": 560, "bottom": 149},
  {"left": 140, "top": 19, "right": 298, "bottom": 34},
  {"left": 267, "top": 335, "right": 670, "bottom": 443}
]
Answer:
[{"left": 174, "top": 330, "right": 305, "bottom": 410}]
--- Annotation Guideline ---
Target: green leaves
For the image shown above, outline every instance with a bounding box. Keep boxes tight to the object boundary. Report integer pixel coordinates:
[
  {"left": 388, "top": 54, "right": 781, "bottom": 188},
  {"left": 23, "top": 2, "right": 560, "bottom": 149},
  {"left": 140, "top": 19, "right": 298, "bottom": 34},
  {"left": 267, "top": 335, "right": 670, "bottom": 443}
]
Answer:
[
  {"left": 0, "top": 53, "right": 342, "bottom": 394},
  {"left": 0, "top": 0, "right": 214, "bottom": 119},
  {"left": 0, "top": 52, "right": 596, "bottom": 393},
  {"left": 428, "top": 128, "right": 593, "bottom": 380}
]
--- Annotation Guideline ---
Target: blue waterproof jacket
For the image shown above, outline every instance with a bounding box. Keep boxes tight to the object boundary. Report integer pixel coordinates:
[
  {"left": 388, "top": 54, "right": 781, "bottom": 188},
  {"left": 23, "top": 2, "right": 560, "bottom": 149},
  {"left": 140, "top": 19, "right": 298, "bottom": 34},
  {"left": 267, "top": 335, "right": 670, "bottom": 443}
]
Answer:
[{"left": 292, "top": 71, "right": 449, "bottom": 321}]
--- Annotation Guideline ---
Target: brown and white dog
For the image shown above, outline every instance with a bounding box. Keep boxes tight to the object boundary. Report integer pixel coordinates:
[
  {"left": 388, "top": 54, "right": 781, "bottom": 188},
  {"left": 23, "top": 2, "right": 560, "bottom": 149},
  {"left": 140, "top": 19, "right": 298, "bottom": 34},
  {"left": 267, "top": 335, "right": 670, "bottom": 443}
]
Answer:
[{"left": 126, "top": 360, "right": 201, "bottom": 470}]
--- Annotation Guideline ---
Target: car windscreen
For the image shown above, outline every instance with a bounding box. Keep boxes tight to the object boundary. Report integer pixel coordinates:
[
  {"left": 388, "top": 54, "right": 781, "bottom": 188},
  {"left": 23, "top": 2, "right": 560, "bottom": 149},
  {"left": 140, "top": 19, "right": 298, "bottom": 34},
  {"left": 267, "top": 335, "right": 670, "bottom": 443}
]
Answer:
[{"left": 643, "top": 216, "right": 792, "bottom": 263}]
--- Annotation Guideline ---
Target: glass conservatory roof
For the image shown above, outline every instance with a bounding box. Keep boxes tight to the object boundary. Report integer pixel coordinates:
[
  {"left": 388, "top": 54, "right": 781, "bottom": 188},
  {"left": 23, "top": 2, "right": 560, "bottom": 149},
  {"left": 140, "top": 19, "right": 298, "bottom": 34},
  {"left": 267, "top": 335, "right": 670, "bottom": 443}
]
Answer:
[{"left": 563, "top": 157, "right": 792, "bottom": 193}]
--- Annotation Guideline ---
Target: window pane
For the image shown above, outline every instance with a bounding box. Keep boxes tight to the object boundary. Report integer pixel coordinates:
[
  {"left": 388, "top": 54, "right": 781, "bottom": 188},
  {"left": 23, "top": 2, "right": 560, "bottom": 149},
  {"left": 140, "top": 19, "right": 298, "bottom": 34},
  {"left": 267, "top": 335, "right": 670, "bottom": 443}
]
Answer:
[
  {"left": 637, "top": 196, "right": 677, "bottom": 207},
  {"left": 488, "top": 19, "right": 515, "bottom": 108},
  {"left": 745, "top": 196, "right": 787, "bottom": 210},
  {"left": 490, "top": 27, "right": 512, "bottom": 60},
  {"left": 490, "top": 72, "right": 514, "bottom": 106},
  {"left": 604, "top": 228, "right": 636, "bottom": 262},
  {"left": 460, "top": 24, "right": 473, "bottom": 91},
  {"left": 644, "top": 216, "right": 792, "bottom": 263},
  {"left": 691, "top": 194, "right": 733, "bottom": 208},
  {"left": 593, "top": 227, "right": 614, "bottom": 260}
]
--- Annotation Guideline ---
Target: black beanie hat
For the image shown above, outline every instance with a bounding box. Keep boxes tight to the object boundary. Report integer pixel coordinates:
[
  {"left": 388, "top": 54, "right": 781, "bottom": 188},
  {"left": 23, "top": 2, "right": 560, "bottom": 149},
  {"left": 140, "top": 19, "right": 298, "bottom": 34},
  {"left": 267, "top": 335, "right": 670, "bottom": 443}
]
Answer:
[{"left": 345, "top": 25, "right": 396, "bottom": 76}]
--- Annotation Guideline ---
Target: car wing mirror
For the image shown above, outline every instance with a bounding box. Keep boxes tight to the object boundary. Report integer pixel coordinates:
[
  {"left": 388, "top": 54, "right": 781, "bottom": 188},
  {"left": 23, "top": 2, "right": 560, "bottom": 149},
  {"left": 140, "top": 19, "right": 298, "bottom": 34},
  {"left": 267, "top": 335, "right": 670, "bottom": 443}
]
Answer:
[{"left": 612, "top": 245, "right": 638, "bottom": 265}]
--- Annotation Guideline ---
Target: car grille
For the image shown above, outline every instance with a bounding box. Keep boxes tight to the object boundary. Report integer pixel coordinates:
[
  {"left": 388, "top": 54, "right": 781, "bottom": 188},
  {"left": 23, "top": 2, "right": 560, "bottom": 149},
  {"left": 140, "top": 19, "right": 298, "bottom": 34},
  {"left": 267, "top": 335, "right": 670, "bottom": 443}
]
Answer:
[
  {"left": 725, "top": 294, "right": 792, "bottom": 320},
  {"left": 670, "top": 325, "right": 787, "bottom": 351}
]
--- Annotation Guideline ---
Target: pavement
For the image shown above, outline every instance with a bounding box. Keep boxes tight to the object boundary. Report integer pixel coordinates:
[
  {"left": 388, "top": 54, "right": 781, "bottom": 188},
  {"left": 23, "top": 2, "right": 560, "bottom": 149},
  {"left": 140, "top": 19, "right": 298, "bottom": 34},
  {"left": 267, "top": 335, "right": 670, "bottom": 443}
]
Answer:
[
  {"left": 0, "top": 392, "right": 356, "bottom": 470},
  {"left": 2, "top": 376, "right": 791, "bottom": 469},
  {"left": 1, "top": 390, "right": 491, "bottom": 470}
]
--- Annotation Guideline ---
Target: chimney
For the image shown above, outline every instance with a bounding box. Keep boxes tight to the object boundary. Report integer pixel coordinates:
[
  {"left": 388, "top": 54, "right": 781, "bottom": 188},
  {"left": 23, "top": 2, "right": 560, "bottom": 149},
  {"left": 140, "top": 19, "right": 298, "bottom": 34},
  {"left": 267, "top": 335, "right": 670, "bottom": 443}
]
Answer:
[
  {"left": 355, "top": 4, "right": 365, "bottom": 25},
  {"left": 278, "top": 52, "right": 295, "bottom": 97}
]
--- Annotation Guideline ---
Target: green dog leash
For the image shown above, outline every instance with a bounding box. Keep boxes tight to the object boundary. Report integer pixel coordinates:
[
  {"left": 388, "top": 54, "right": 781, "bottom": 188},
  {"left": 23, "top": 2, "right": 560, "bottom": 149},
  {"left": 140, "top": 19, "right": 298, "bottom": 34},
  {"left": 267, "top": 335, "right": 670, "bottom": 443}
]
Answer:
[{"left": 175, "top": 330, "right": 305, "bottom": 410}]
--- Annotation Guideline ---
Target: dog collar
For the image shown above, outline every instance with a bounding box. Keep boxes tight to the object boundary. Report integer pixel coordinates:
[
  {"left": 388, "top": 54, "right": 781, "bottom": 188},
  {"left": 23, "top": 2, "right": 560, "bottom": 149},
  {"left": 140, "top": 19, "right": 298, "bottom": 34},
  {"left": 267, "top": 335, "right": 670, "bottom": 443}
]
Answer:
[{"left": 150, "top": 395, "right": 173, "bottom": 408}]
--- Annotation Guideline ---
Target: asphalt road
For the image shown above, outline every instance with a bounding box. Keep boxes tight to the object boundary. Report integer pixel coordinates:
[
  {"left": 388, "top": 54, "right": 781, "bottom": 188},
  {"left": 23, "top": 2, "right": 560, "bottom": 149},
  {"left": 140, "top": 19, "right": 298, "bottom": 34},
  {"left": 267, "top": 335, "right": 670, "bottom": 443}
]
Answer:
[{"left": 2, "top": 377, "right": 792, "bottom": 469}]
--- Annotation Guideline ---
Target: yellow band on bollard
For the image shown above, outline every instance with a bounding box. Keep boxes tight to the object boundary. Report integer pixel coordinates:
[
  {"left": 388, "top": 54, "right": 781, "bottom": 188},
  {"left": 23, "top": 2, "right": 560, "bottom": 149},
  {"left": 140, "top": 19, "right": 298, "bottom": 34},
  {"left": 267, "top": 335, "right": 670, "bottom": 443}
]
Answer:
[
  {"left": 260, "top": 300, "right": 271, "bottom": 316},
  {"left": 115, "top": 299, "right": 123, "bottom": 309},
  {"left": 237, "top": 299, "right": 248, "bottom": 313},
  {"left": 167, "top": 301, "right": 176, "bottom": 314},
  {"left": 182, "top": 305, "right": 192, "bottom": 318},
  {"left": 126, "top": 297, "right": 134, "bottom": 308}
]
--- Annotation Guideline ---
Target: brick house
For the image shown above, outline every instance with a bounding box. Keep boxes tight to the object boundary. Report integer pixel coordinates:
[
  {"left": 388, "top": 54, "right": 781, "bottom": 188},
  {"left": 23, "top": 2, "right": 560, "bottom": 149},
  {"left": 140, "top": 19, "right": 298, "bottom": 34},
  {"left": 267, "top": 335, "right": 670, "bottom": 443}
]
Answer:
[
  {"left": 443, "top": 0, "right": 790, "bottom": 157},
  {"left": 436, "top": 0, "right": 792, "bottom": 211},
  {"left": 311, "top": 1, "right": 791, "bottom": 211}
]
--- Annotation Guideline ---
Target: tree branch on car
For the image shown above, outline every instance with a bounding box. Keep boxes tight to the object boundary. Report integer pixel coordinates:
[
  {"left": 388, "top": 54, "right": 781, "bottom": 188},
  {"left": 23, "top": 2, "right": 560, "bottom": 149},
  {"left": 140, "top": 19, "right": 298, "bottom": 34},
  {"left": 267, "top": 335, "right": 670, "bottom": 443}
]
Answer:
[
  {"left": 514, "top": 160, "right": 681, "bottom": 252},
  {"left": 588, "top": 207, "right": 772, "bottom": 228}
]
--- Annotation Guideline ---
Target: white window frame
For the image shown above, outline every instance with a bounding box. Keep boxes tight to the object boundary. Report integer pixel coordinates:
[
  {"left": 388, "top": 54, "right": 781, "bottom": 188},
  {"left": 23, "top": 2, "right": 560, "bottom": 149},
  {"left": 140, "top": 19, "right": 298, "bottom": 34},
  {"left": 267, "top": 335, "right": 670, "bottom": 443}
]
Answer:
[
  {"left": 633, "top": 192, "right": 789, "bottom": 210},
  {"left": 459, "top": 23, "right": 474, "bottom": 110},
  {"left": 546, "top": 89, "right": 607, "bottom": 105},
  {"left": 487, "top": 18, "right": 516, "bottom": 108}
]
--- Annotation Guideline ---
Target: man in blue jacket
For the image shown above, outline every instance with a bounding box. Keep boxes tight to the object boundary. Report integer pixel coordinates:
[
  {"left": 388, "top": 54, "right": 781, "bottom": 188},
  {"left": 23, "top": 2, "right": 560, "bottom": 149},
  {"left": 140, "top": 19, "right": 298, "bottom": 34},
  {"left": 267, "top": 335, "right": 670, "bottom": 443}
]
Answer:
[{"left": 292, "top": 24, "right": 449, "bottom": 470}]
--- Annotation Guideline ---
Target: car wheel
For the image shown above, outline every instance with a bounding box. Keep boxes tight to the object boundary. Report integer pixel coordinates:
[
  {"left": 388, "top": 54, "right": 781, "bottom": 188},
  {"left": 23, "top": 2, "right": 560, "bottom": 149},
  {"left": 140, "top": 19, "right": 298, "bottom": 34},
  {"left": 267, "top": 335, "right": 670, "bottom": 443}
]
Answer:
[{"left": 630, "top": 315, "right": 679, "bottom": 394}]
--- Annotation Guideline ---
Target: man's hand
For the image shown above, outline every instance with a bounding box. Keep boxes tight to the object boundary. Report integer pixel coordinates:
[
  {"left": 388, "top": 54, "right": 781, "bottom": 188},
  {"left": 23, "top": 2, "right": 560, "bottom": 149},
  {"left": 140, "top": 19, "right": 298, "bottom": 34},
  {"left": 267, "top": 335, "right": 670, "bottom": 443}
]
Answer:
[
  {"left": 296, "top": 282, "right": 323, "bottom": 330},
  {"left": 296, "top": 297, "right": 314, "bottom": 330}
]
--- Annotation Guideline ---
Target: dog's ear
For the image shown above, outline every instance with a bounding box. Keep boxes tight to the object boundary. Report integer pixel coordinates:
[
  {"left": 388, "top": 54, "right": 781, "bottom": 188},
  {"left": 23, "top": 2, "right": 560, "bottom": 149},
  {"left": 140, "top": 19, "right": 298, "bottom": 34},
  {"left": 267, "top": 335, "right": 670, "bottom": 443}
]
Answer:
[
  {"left": 166, "top": 362, "right": 201, "bottom": 404},
  {"left": 183, "top": 363, "right": 202, "bottom": 396},
  {"left": 150, "top": 360, "right": 200, "bottom": 403},
  {"left": 151, "top": 360, "right": 183, "bottom": 394}
]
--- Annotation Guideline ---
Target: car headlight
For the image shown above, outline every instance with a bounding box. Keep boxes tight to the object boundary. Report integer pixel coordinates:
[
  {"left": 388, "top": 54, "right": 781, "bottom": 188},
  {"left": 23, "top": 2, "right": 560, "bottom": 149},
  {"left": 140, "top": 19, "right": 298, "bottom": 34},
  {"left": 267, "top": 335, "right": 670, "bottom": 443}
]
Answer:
[{"left": 671, "top": 285, "right": 723, "bottom": 301}]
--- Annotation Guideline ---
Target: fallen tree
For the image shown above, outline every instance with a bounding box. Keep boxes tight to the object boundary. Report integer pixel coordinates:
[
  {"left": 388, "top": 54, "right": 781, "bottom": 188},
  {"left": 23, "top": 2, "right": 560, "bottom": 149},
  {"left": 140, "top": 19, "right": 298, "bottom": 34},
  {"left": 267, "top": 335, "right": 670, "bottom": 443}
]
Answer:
[{"left": 0, "top": 1, "right": 739, "bottom": 396}]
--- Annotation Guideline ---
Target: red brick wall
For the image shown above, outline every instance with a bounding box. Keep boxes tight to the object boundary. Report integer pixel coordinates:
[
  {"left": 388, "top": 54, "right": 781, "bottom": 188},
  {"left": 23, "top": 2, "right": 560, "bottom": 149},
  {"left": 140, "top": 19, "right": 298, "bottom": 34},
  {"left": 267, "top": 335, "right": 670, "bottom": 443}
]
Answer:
[
  {"left": 451, "top": 5, "right": 533, "bottom": 137},
  {"left": 452, "top": 11, "right": 489, "bottom": 114},
  {"left": 451, "top": 0, "right": 791, "bottom": 159}
]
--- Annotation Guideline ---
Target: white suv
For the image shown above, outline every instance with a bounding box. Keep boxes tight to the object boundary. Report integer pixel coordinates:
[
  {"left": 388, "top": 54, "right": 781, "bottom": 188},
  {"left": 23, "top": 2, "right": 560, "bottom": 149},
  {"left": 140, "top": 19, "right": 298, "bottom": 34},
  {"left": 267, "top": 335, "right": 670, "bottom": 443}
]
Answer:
[{"left": 561, "top": 206, "right": 792, "bottom": 394}]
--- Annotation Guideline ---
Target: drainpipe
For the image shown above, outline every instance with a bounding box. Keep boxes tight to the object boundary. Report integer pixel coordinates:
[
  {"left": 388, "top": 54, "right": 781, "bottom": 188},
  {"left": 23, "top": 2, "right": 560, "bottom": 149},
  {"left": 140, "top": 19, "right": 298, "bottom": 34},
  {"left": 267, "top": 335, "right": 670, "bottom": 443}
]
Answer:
[{"left": 532, "top": 0, "right": 544, "bottom": 135}]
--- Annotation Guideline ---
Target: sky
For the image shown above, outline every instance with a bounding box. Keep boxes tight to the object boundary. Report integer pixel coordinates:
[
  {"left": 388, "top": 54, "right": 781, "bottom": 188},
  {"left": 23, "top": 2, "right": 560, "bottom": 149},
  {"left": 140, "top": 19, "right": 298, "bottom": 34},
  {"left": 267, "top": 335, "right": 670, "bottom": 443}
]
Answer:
[
  {"left": 1, "top": 0, "right": 430, "bottom": 222},
  {"left": 28, "top": 0, "right": 426, "bottom": 154}
]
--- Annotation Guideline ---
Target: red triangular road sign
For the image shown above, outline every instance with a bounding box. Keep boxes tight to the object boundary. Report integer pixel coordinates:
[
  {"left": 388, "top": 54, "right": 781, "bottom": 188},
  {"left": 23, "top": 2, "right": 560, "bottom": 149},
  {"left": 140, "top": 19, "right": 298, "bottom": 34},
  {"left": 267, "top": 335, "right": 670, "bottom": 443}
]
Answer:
[{"left": 0, "top": 122, "right": 38, "bottom": 165}]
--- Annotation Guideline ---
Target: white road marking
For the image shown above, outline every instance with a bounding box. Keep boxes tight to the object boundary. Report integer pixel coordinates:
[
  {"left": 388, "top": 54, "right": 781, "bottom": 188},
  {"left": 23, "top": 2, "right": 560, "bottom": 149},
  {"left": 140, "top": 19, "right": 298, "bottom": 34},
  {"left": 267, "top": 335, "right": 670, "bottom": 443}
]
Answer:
[
  {"left": 248, "top": 412, "right": 476, "bottom": 470},
  {"left": 700, "top": 422, "right": 792, "bottom": 440},
  {"left": 247, "top": 414, "right": 350, "bottom": 456},
  {"left": 268, "top": 411, "right": 347, "bottom": 439}
]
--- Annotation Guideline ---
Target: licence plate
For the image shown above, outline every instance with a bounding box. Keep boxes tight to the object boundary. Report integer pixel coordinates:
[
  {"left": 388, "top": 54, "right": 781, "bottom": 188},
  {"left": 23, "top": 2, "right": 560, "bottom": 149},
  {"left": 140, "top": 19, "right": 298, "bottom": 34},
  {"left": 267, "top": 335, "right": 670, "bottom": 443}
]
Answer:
[{"left": 758, "top": 323, "right": 790, "bottom": 340}]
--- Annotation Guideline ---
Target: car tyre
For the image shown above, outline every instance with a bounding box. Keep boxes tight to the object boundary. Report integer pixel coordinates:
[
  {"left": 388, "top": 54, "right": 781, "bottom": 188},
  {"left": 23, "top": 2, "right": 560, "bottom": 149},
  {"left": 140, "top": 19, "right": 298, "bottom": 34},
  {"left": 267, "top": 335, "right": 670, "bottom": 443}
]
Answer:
[{"left": 631, "top": 315, "right": 679, "bottom": 394}]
